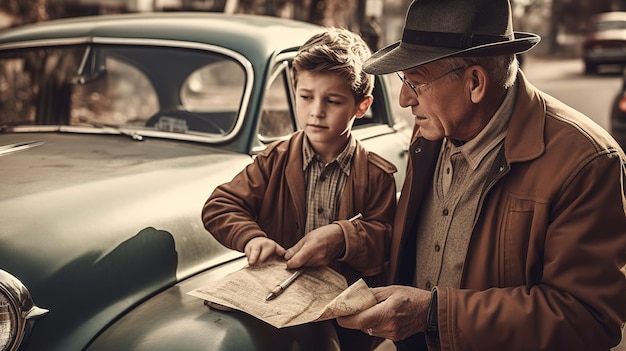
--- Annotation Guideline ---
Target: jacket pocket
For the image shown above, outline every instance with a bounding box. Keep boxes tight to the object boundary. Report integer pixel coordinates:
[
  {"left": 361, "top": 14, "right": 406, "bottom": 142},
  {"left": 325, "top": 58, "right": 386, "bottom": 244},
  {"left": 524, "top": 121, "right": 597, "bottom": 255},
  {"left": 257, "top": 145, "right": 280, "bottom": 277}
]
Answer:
[{"left": 501, "top": 195, "right": 548, "bottom": 287}]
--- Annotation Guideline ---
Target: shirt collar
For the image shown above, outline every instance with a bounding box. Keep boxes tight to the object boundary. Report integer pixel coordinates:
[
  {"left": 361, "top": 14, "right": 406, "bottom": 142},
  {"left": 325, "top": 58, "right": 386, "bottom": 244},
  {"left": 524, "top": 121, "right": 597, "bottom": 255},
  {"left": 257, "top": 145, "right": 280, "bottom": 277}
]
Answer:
[
  {"left": 302, "top": 134, "right": 356, "bottom": 176},
  {"left": 447, "top": 82, "right": 517, "bottom": 170}
]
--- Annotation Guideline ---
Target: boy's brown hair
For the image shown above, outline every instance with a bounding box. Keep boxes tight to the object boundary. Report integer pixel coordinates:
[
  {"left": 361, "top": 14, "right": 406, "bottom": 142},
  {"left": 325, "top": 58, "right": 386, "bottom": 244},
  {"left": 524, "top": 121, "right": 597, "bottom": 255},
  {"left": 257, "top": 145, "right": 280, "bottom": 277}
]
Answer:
[{"left": 292, "top": 27, "right": 374, "bottom": 103}]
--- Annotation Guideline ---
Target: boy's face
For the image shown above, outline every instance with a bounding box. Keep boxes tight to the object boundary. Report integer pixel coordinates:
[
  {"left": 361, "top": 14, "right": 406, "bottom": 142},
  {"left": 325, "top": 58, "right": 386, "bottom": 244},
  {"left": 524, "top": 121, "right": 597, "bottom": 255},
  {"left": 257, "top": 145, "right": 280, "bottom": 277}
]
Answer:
[{"left": 295, "top": 71, "right": 371, "bottom": 156}]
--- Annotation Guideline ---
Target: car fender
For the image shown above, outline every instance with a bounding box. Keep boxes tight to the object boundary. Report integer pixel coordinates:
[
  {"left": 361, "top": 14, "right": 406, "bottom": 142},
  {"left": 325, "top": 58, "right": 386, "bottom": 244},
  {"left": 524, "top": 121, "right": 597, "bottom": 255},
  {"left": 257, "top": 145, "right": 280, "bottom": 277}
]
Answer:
[{"left": 86, "top": 257, "right": 341, "bottom": 351}]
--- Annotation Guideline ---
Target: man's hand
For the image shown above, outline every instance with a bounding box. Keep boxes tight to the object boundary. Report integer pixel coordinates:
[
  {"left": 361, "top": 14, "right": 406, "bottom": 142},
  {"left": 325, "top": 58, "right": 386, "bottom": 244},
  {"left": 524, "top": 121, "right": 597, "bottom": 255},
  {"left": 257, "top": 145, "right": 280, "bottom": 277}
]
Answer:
[
  {"left": 244, "top": 237, "right": 286, "bottom": 265},
  {"left": 283, "top": 223, "right": 345, "bottom": 269},
  {"left": 336, "top": 285, "right": 432, "bottom": 341}
]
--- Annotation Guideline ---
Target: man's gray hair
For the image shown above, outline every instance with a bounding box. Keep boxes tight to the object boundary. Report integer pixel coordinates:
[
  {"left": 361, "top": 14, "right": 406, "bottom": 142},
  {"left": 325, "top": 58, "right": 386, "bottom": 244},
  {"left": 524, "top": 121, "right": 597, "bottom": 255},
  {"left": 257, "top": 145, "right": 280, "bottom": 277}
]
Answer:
[{"left": 443, "top": 55, "right": 519, "bottom": 89}]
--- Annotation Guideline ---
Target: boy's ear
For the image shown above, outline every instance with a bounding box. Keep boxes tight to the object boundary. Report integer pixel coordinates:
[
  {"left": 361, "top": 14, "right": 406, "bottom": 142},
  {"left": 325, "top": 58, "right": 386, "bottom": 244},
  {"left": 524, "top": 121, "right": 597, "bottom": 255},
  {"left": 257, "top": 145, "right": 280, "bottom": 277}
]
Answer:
[{"left": 355, "top": 95, "right": 373, "bottom": 119}]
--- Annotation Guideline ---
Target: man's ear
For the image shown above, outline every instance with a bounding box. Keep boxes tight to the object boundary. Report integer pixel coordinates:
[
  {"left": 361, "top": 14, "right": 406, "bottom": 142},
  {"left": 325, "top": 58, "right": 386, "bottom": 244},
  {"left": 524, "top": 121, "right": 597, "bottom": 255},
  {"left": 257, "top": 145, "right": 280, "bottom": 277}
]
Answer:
[
  {"left": 355, "top": 95, "right": 373, "bottom": 119},
  {"left": 468, "top": 66, "right": 488, "bottom": 103}
]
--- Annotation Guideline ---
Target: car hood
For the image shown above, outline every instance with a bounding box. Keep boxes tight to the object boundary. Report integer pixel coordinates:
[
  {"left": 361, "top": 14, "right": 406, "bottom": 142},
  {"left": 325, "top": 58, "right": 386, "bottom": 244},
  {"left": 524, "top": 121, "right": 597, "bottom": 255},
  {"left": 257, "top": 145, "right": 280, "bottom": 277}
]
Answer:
[{"left": 0, "top": 132, "right": 251, "bottom": 350}]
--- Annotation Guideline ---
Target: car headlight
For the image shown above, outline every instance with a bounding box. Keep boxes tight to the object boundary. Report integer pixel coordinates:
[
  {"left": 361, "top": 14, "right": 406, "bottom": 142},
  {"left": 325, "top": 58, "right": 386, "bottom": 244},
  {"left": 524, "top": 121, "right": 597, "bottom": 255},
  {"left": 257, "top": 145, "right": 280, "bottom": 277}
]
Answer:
[{"left": 0, "top": 270, "right": 48, "bottom": 351}]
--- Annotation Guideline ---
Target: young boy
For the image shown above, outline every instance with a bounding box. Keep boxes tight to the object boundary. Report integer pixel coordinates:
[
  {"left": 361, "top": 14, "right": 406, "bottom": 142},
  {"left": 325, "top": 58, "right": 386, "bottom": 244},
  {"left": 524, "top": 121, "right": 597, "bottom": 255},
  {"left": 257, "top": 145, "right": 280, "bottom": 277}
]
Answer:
[{"left": 201, "top": 27, "right": 396, "bottom": 350}]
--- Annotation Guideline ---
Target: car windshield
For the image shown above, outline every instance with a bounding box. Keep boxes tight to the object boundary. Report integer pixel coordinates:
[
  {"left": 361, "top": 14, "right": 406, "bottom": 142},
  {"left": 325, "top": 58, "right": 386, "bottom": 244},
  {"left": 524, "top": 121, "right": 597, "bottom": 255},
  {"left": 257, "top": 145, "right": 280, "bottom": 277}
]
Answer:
[{"left": 0, "top": 44, "right": 246, "bottom": 138}]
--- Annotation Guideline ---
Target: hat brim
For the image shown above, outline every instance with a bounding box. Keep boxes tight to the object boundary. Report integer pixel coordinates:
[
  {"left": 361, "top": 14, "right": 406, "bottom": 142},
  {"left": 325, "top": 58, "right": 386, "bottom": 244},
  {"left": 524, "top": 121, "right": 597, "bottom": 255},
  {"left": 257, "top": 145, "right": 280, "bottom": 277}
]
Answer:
[{"left": 364, "top": 32, "right": 541, "bottom": 75}]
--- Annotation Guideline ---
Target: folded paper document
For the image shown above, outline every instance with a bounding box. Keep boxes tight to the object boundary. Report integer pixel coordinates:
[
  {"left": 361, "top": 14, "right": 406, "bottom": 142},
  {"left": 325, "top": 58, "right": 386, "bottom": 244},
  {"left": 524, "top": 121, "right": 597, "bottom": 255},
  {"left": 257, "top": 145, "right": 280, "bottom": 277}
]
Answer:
[{"left": 187, "top": 258, "right": 376, "bottom": 328}]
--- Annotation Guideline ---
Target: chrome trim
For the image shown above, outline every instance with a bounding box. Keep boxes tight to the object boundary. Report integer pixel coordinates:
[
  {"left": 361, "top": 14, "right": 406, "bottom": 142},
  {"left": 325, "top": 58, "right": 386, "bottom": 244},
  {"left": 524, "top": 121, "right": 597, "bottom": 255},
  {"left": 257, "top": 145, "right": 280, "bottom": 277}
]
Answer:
[
  {"left": 0, "top": 37, "right": 91, "bottom": 50},
  {"left": 0, "top": 269, "right": 48, "bottom": 351},
  {"left": 0, "top": 141, "right": 43, "bottom": 156},
  {"left": 0, "top": 36, "right": 255, "bottom": 145},
  {"left": 351, "top": 124, "right": 397, "bottom": 140}
]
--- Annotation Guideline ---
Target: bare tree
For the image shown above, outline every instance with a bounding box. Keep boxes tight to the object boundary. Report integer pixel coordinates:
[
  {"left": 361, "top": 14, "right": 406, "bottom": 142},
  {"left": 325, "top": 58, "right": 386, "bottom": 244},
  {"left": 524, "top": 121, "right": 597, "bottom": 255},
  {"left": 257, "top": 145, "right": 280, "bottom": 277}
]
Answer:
[{"left": 0, "top": 0, "right": 49, "bottom": 27}]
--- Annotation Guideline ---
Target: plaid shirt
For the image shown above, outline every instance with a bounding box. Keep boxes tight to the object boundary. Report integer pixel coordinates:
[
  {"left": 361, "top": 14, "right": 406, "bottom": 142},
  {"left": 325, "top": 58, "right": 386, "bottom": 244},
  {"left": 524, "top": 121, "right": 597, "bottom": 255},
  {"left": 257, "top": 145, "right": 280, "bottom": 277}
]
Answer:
[{"left": 302, "top": 135, "right": 356, "bottom": 234}]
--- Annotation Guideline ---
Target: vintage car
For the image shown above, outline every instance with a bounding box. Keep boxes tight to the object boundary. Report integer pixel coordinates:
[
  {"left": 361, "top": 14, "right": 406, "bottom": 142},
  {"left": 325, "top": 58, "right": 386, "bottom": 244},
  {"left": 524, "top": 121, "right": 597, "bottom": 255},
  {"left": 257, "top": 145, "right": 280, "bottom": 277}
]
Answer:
[
  {"left": 582, "top": 11, "right": 626, "bottom": 74},
  {"left": 0, "top": 12, "right": 410, "bottom": 351}
]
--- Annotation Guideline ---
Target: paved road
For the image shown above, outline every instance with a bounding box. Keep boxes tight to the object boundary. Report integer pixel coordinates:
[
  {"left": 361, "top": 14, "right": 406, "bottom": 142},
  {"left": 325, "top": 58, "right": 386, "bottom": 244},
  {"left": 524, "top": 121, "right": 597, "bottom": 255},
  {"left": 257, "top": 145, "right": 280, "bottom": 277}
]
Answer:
[{"left": 522, "top": 55, "right": 622, "bottom": 132}]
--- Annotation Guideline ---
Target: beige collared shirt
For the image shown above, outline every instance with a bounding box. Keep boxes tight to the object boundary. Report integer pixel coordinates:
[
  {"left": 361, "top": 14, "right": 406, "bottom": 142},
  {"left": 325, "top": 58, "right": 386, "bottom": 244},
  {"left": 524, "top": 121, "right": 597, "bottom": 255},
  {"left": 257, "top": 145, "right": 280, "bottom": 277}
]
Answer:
[
  {"left": 302, "top": 135, "right": 356, "bottom": 234},
  {"left": 415, "top": 84, "right": 518, "bottom": 290}
]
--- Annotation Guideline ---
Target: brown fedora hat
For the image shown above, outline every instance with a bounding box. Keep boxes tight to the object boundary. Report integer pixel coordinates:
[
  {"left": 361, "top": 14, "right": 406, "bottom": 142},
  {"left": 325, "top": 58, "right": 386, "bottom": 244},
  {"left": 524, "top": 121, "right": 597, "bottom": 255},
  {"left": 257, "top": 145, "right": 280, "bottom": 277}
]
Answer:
[{"left": 364, "top": 0, "right": 541, "bottom": 74}]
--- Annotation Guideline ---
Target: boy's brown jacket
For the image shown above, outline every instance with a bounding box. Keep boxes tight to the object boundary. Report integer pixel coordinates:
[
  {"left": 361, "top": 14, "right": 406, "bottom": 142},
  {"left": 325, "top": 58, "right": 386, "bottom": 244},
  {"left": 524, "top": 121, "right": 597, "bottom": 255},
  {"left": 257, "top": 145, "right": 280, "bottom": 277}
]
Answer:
[{"left": 202, "top": 130, "right": 397, "bottom": 285}]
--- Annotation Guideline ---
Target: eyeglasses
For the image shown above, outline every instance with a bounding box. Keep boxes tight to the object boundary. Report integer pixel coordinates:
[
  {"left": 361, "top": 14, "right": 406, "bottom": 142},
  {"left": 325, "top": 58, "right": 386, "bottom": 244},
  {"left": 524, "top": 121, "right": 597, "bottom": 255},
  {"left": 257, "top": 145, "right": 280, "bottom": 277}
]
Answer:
[{"left": 396, "top": 66, "right": 466, "bottom": 97}]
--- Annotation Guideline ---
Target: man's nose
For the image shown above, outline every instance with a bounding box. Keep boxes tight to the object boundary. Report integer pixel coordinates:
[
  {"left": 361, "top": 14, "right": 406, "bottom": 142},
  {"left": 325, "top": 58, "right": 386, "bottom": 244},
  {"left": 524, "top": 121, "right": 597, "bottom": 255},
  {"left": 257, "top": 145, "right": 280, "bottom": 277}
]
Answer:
[{"left": 398, "top": 84, "right": 417, "bottom": 108}]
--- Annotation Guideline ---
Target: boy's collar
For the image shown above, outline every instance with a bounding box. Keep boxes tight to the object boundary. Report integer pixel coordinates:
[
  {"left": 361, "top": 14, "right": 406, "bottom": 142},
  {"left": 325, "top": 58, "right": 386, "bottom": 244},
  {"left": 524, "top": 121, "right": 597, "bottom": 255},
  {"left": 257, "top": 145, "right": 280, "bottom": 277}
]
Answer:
[{"left": 302, "top": 134, "right": 356, "bottom": 175}]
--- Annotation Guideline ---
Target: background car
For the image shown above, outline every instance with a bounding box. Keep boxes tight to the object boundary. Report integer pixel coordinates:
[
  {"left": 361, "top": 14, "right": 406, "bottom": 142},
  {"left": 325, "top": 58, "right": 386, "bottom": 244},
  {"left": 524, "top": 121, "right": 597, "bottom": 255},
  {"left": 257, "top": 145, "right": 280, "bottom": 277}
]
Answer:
[
  {"left": 610, "top": 68, "right": 626, "bottom": 149},
  {"left": 582, "top": 11, "right": 626, "bottom": 74},
  {"left": 0, "top": 12, "right": 410, "bottom": 351}
]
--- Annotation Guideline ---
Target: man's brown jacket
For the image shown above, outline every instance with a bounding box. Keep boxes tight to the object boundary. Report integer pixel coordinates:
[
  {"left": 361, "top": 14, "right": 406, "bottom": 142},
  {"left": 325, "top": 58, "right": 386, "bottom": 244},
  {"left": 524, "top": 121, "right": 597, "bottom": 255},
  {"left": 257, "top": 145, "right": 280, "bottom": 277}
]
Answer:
[{"left": 393, "top": 72, "right": 626, "bottom": 350}]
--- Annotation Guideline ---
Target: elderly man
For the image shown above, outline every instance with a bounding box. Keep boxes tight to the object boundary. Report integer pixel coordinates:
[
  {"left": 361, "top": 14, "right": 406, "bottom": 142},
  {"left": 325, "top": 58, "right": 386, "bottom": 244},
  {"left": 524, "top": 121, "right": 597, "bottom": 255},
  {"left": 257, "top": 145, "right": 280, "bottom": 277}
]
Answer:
[{"left": 337, "top": 0, "right": 626, "bottom": 350}]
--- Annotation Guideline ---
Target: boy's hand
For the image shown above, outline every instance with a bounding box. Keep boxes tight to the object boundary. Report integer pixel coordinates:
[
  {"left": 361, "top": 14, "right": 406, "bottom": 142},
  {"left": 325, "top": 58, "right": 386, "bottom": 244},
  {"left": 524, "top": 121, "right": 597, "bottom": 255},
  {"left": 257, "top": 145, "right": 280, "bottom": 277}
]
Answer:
[
  {"left": 244, "top": 237, "right": 286, "bottom": 266},
  {"left": 283, "top": 223, "right": 345, "bottom": 269}
]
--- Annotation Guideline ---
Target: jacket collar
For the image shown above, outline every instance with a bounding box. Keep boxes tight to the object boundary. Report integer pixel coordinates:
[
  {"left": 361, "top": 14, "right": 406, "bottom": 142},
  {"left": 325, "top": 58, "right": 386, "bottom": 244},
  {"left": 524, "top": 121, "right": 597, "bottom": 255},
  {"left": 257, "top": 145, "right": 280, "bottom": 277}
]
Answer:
[
  {"left": 503, "top": 70, "right": 546, "bottom": 163},
  {"left": 301, "top": 133, "right": 356, "bottom": 176}
]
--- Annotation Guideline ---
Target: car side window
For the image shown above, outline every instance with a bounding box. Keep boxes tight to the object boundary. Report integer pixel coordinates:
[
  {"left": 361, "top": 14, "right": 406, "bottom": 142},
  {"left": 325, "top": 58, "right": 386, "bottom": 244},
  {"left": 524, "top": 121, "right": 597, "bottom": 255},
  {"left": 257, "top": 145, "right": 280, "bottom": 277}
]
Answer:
[
  {"left": 352, "top": 76, "right": 386, "bottom": 127},
  {"left": 258, "top": 65, "right": 296, "bottom": 142},
  {"left": 181, "top": 60, "right": 245, "bottom": 113}
]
